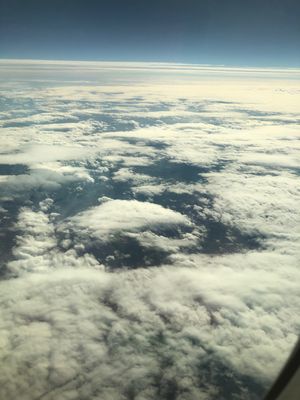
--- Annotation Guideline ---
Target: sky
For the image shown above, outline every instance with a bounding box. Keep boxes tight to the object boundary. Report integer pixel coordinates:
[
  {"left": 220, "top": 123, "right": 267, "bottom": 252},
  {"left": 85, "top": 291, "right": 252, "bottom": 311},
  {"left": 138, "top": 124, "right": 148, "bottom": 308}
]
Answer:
[{"left": 0, "top": 0, "right": 300, "bottom": 67}]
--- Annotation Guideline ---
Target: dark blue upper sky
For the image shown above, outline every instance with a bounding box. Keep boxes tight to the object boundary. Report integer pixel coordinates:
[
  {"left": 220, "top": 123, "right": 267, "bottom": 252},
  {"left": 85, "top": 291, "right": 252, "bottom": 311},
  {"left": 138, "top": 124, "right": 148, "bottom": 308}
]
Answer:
[{"left": 0, "top": 0, "right": 299, "bottom": 67}]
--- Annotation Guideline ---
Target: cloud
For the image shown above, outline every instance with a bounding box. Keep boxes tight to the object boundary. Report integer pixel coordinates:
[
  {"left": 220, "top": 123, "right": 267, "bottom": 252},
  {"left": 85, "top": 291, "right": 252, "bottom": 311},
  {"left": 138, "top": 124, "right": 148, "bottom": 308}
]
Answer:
[
  {"left": 112, "top": 168, "right": 154, "bottom": 184},
  {"left": 239, "top": 152, "right": 300, "bottom": 169},
  {"left": 68, "top": 199, "right": 192, "bottom": 241},
  {"left": 0, "top": 255, "right": 298, "bottom": 400},
  {"left": 0, "top": 164, "right": 93, "bottom": 199},
  {"left": 1, "top": 61, "right": 300, "bottom": 400},
  {"left": 0, "top": 144, "right": 92, "bottom": 166},
  {"left": 203, "top": 171, "right": 300, "bottom": 253},
  {"left": 6, "top": 206, "right": 101, "bottom": 276}
]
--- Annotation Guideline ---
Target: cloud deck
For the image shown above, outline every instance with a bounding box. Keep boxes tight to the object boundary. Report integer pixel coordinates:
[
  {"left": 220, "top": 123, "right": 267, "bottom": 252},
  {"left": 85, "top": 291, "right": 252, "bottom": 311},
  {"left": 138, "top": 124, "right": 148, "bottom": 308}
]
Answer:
[{"left": 0, "top": 61, "right": 299, "bottom": 400}]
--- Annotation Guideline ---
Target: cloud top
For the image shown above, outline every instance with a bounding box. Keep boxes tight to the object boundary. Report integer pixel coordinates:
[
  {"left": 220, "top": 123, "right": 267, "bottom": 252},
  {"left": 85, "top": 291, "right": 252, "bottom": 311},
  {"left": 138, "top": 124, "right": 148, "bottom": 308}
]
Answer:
[{"left": 70, "top": 199, "right": 192, "bottom": 240}]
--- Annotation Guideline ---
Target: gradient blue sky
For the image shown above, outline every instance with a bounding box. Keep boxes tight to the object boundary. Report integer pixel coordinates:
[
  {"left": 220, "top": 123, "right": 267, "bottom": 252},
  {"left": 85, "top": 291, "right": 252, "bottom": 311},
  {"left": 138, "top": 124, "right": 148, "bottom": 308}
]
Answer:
[{"left": 0, "top": 0, "right": 299, "bottom": 67}]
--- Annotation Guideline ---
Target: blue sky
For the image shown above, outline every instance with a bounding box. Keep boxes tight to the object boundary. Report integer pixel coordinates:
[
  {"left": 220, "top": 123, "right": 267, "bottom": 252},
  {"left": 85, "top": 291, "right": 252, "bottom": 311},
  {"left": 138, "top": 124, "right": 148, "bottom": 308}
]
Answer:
[{"left": 0, "top": 0, "right": 299, "bottom": 66}]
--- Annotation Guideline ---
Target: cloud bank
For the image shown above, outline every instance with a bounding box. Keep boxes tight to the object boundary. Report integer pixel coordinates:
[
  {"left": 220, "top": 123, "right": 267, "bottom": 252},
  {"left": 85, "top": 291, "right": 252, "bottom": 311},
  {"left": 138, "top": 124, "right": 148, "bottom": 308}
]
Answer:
[{"left": 0, "top": 60, "right": 299, "bottom": 400}]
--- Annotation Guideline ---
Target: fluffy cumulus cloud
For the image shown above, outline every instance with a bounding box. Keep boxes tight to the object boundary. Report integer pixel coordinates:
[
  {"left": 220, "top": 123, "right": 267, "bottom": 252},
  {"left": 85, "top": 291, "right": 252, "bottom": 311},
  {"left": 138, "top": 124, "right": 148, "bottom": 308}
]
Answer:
[
  {"left": 69, "top": 199, "right": 192, "bottom": 239},
  {"left": 0, "top": 60, "right": 300, "bottom": 400}
]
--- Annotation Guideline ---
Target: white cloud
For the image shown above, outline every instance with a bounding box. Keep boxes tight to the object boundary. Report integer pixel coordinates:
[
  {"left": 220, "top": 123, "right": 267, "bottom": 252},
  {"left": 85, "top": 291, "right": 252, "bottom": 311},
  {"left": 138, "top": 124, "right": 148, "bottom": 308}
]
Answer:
[
  {"left": 203, "top": 171, "right": 300, "bottom": 254},
  {"left": 127, "top": 230, "right": 201, "bottom": 253},
  {"left": 0, "top": 254, "right": 299, "bottom": 400},
  {"left": 1, "top": 61, "right": 300, "bottom": 400},
  {"left": 0, "top": 163, "right": 93, "bottom": 198},
  {"left": 113, "top": 168, "right": 154, "bottom": 184},
  {"left": 0, "top": 144, "right": 92, "bottom": 166},
  {"left": 68, "top": 199, "right": 192, "bottom": 240},
  {"left": 239, "top": 152, "right": 300, "bottom": 169},
  {"left": 6, "top": 206, "right": 100, "bottom": 276},
  {"left": 132, "top": 183, "right": 167, "bottom": 197}
]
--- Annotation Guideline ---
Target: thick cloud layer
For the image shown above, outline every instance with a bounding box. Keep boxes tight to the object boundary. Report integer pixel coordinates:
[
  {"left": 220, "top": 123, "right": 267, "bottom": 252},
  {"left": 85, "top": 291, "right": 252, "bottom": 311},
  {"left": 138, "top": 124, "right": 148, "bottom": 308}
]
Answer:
[{"left": 0, "top": 60, "right": 300, "bottom": 400}]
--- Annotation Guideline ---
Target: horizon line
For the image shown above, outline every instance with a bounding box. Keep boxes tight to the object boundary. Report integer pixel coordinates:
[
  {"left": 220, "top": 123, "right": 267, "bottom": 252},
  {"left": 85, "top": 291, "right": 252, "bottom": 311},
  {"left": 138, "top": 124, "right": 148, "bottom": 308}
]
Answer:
[{"left": 1, "top": 58, "right": 300, "bottom": 74}]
